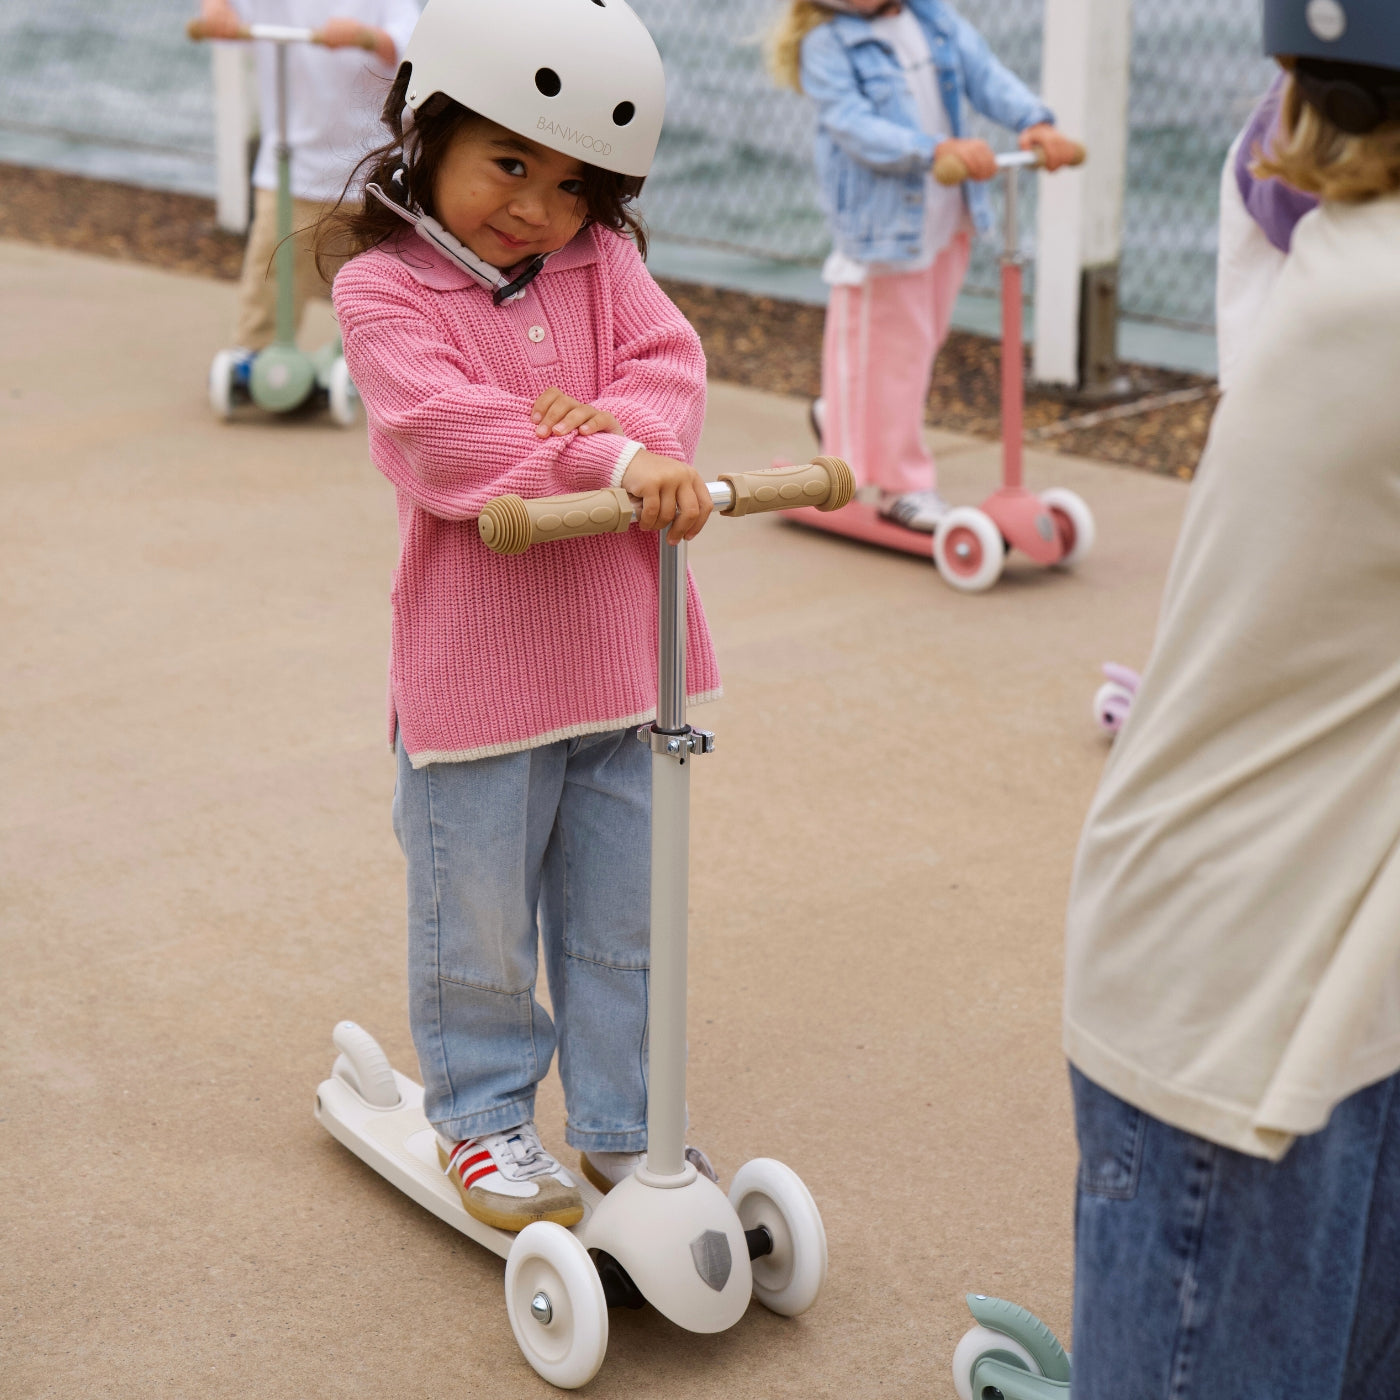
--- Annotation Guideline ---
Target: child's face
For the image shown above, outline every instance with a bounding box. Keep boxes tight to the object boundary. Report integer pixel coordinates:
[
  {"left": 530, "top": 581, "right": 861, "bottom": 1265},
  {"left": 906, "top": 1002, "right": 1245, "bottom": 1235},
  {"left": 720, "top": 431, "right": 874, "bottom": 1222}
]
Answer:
[{"left": 433, "top": 119, "right": 589, "bottom": 269}]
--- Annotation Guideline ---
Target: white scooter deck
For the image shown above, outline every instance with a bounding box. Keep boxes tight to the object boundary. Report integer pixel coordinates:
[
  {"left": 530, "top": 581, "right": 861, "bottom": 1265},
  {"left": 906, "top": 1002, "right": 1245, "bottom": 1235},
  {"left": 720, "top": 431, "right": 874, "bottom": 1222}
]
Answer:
[{"left": 315, "top": 1065, "right": 604, "bottom": 1260}]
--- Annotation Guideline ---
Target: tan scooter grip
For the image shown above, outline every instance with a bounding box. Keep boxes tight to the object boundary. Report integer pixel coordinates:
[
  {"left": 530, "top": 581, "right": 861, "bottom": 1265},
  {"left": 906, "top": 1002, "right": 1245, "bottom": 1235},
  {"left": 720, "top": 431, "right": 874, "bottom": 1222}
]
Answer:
[
  {"left": 186, "top": 18, "right": 335, "bottom": 43},
  {"left": 186, "top": 18, "right": 251, "bottom": 39},
  {"left": 933, "top": 142, "right": 1087, "bottom": 186},
  {"left": 718, "top": 456, "right": 854, "bottom": 516},
  {"left": 478, "top": 486, "right": 635, "bottom": 555}
]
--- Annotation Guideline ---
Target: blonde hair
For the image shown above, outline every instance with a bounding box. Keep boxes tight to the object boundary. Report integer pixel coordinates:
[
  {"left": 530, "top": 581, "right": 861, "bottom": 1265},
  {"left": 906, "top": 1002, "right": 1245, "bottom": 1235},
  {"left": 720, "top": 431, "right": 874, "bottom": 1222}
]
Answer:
[
  {"left": 1255, "top": 69, "right": 1400, "bottom": 203},
  {"left": 766, "top": 1, "right": 832, "bottom": 93}
]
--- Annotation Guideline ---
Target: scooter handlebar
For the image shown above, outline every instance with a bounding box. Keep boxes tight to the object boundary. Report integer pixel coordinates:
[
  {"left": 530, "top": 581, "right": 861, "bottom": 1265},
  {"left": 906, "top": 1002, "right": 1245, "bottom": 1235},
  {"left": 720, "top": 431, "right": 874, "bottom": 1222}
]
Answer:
[
  {"left": 716, "top": 456, "right": 854, "bottom": 517},
  {"left": 477, "top": 457, "right": 854, "bottom": 555},
  {"left": 186, "top": 18, "right": 321, "bottom": 43},
  {"left": 933, "top": 142, "right": 1087, "bottom": 187}
]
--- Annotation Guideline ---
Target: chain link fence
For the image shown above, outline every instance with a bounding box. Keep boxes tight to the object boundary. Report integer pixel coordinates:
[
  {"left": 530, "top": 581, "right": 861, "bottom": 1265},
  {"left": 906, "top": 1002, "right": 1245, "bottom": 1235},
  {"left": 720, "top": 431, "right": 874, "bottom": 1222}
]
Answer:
[
  {"left": 635, "top": 0, "right": 1277, "bottom": 331},
  {"left": 0, "top": 0, "right": 216, "bottom": 193},
  {"left": 0, "top": 0, "right": 1279, "bottom": 332}
]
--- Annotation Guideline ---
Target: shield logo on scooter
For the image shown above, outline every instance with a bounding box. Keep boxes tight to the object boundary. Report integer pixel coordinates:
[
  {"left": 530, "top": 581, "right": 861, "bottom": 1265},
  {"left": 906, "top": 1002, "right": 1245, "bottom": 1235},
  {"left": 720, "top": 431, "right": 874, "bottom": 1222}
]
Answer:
[{"left": 689, "top": 1229, "right": 732, "bottom": 1292}]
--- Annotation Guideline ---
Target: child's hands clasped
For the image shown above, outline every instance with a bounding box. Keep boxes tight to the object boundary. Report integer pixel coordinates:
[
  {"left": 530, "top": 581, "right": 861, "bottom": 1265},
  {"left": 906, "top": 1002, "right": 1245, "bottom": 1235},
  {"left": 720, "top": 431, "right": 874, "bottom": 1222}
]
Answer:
[
  {"left": 1019, "top": 123, "right": 1081, "bottom": 172},
  {"left": 525, "top": 391, "right": 711, "bottom": 541},
  {"left": 531, "top": 388, "right": 623, "bottom": 439},
  {"left": 621, "top": 451, "right": 713, "bottom": 544}
]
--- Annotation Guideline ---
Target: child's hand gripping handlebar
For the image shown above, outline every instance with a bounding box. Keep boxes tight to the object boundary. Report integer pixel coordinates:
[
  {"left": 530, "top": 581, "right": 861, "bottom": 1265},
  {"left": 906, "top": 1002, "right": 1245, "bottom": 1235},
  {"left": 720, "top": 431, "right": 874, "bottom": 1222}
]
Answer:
[
  {"left": 933, "top": 143, "right": 1087, "bottom": 187},
  {"left": 478, "top": 457, "right": 855, "bottom": 555}
]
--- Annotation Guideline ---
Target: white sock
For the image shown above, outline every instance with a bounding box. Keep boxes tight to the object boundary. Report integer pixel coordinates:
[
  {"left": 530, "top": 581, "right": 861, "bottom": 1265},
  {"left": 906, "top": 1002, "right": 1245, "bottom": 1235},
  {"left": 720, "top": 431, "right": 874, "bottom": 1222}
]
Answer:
[{"left": 585, "top": 1149, "right": 644, "bottom": 1185}]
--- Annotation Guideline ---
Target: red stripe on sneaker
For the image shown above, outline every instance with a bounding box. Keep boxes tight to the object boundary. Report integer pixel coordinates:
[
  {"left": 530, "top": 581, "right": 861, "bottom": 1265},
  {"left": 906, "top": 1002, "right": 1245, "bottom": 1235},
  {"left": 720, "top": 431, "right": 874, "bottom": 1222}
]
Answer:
[{"left": 463, "top": 1163, "right": 498, "bottom": 1189}]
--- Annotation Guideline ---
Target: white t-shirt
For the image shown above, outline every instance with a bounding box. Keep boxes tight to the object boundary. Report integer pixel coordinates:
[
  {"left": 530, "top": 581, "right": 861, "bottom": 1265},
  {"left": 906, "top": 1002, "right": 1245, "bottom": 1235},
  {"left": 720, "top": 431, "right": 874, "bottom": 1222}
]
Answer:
[
  {"left": 1064, "top": 196, "right": 1400, "bottom": 1161},
  {"left": 822, "top": 6, "right": 967, "bottom": 285},
  {"left": 1215, "top": 131, "right": 1287, "bottom": 394},
  {"left": 233, "top": 0, "right": 423, "bottom": 204}
]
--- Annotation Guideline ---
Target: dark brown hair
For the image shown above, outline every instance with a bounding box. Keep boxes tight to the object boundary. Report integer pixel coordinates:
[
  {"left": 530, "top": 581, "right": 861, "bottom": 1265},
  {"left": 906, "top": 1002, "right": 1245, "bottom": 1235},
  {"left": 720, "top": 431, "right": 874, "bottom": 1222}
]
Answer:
[{"left": 316, "top": 65, "right": 648, "bottom": 279}]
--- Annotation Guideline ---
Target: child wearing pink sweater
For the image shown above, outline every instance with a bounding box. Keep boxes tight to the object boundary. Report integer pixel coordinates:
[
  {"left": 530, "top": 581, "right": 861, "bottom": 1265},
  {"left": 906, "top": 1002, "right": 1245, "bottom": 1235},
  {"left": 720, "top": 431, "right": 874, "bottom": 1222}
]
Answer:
[{"left": 324, "top": 0, "right": 717, "bottom": 1232}]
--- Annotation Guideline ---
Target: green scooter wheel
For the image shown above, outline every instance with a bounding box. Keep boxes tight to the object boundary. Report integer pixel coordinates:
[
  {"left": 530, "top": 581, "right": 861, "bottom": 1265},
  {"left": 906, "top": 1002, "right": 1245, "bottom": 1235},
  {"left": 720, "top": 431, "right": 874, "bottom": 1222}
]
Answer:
[{"left": 250, "top": 344, "right": 317, "bottom": 414}]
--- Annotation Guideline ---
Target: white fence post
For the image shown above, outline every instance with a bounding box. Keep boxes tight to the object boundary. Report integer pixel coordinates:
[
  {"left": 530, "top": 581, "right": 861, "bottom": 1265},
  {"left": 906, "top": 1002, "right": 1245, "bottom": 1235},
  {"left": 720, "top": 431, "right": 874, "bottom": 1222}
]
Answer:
[
  {"left": 212, "top": 44, "right": 256, "bottom": 234},
  {"left": 1032, "top": 0, "right": 1132, "bottom": 390}
]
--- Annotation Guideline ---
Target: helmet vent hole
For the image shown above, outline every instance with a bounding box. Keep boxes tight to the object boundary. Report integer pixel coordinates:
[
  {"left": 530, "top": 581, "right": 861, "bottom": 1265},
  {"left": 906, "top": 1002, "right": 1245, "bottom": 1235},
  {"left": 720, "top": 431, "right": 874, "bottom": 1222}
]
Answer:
[
  {"left": 535, "top": 68, "right": 562, "bottom": 98},
  {"left": 612, "top": 101, "right": 635, "bottom": 126}
]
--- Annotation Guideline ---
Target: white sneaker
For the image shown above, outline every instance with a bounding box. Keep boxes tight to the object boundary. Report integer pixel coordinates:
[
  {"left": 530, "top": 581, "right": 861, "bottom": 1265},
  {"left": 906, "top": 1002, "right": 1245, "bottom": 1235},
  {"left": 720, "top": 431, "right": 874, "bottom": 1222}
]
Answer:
[
  {"left": 438, "top": 1123, "right": 583, "bottom": 1231},
  {"left": 879, "top": 488, "right": 951, "bottom": 533},
  {"left": 580, "top": 1144, "right": 720, "bottom": 1195}
]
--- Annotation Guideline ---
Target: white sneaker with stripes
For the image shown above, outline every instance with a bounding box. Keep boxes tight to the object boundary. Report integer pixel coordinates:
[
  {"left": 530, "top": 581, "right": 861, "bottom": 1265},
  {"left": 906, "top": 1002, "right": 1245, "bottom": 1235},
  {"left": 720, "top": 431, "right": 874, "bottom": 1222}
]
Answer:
[
  {"left": 438, "top": 1123, "right": 583, "bottom": 1232},
  {"left": 879, "top": 488, "right": 952, "bottom": 533}
]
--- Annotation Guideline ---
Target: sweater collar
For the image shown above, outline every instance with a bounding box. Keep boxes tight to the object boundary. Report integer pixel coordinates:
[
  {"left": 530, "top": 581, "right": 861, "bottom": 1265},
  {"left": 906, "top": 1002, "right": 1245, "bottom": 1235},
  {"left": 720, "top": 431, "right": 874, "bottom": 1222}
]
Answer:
[{"left": 387, "top": 224, "right": 602, "bottom": 293}]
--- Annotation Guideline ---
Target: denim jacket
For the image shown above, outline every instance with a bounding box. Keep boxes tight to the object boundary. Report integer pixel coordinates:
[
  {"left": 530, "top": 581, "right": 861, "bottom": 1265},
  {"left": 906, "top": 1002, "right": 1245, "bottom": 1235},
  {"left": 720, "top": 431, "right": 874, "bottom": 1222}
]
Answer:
[{"left": 800, "top": 0, "right": 1053, "bottom": 265}]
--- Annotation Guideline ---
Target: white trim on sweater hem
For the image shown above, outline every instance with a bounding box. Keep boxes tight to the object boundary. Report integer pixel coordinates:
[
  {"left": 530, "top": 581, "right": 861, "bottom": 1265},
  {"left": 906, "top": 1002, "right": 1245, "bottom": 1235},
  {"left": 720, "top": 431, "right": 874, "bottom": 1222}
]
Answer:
[{"left": 406, "top": 689, "right": 724, "bottom": 768}]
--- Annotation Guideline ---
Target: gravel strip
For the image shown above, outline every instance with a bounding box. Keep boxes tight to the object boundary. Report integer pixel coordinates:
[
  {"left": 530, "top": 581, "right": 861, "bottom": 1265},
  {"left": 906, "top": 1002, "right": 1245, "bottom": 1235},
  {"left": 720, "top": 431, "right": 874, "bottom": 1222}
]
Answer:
[{"left": 0, "top": 162, "right": 1215, "bottom": 478}]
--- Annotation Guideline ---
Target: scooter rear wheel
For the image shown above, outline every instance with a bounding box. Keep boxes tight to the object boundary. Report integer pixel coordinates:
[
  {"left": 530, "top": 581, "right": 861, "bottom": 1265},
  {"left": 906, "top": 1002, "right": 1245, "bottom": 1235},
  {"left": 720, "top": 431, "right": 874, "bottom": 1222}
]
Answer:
[
  {"left": 952, "top": 1324, "right": 1044, "bottom": 1400},
  {"left": 933, "top": 508, "right": 1004, "bottom": 593},
  {"left": 1093, "top": 680, "right": 1135, "bottom": 735},
  {"left": 328, "top": 356, "right": 359, "bottom": 428},
  {"left": 504, "top": 1222, "right": 608, "bottom": 1389},
  {"left": 208, "top": 350, "right": 237, "bottom": 420}
]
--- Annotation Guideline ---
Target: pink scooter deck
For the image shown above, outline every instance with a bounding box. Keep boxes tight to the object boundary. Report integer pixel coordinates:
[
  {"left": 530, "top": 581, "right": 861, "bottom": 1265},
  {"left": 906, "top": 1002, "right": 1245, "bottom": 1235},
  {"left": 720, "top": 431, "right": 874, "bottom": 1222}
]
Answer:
[{"left": 784, "top": 502, "right": 934, "bottom": 559}]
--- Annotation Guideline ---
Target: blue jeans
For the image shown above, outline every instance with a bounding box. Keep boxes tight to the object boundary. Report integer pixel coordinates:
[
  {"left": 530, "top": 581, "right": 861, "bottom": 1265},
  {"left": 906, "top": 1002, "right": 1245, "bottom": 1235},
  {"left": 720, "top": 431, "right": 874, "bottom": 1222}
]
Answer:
[
  {"left": 1071, "top": 1065, "right": 1400, "bottom": 1400},
  {"left": 393, "top": 729, "right": 651, "bottom": 1152}
]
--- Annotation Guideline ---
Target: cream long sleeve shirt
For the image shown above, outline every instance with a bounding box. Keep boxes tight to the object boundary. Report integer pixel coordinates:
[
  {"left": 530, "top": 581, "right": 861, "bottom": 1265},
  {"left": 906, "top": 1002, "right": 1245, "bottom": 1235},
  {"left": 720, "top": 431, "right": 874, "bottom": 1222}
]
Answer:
[{"left": 1064, "top": 193, "right": 1400, "bottom": 1161}]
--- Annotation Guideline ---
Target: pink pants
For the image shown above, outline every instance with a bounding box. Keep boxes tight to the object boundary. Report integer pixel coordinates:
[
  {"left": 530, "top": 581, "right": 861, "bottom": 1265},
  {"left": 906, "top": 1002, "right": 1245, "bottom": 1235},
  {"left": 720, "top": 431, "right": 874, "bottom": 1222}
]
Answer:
[{"left": 819, "top": 231, "right": 971, "bottom": 495}]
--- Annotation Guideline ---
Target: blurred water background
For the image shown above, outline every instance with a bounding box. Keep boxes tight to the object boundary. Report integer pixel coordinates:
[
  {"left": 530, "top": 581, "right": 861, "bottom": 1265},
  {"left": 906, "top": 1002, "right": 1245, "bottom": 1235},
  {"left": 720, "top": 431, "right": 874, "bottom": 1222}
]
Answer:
[{"left": 1, "top": 0, "right": 1276, "bottom": 333}]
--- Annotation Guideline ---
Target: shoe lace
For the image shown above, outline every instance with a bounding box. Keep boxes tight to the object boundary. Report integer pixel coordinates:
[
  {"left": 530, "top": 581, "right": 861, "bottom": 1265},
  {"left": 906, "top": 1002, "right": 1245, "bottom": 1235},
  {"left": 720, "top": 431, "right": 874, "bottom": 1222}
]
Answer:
[{"left": 492, "top": 1124, "right": 558, "bottom": 1182}]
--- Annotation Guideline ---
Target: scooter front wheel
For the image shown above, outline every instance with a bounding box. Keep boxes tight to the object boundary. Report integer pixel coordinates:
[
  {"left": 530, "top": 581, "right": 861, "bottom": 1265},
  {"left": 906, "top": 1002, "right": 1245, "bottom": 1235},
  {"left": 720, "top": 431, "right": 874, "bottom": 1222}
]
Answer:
[
  {"left": 1039, "top": 487, "right": 1095, "bottom": 568},
  {"left": 934, "top": 508, "right": 1004, "bottom": 593},
  {"left": 952, "top": 1324, "right": 1045, "bottom": 1400},
  {"left": 728, "top": 1158, "right": 827, "bottom": 1317},
  {"left": 504, "top": 1222, "right": 608, "bottom": 1389}
]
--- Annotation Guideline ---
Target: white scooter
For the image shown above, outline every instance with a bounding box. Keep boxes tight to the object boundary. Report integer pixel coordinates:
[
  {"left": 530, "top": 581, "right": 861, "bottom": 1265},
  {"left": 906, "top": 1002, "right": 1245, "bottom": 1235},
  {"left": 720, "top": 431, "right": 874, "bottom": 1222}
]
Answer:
[{"left": 315, "top": 456, "right": 855, "bottom": 1388}]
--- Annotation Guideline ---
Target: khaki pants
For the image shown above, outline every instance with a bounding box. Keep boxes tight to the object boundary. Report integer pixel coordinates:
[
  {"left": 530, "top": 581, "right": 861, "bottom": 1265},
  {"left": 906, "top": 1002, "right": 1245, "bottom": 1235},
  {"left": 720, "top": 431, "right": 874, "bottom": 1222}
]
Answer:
[{"left": 233, "top": 187, "right": 355, "bottom": 350}]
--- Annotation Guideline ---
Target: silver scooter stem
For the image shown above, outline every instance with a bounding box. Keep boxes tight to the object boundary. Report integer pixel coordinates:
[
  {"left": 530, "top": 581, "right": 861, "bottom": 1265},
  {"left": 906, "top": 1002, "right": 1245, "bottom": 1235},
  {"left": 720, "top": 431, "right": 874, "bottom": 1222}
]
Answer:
[{"left": 646, "top": 532, "right": 691, "bottom": 1179}]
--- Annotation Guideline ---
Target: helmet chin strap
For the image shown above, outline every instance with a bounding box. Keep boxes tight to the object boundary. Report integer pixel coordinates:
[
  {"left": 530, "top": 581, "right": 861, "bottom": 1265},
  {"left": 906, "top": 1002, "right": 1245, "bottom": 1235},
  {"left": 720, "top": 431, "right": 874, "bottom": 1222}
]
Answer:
[{"left": 367, "top": 173, "right": 549, "bottom": 305}]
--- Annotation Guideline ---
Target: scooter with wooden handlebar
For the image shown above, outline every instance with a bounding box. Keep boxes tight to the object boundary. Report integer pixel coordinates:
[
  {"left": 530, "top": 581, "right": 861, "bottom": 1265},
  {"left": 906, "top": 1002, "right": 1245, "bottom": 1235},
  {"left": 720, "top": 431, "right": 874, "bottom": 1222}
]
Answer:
[
  {"left": 315, "top": 457, "right": 853, "bottom": 1389},
  {"left": 188, "top": 18, "right": 360, "bottom": 426},
  {"left": 788, "top": 144, "right": 1097, "bottom": 594}
]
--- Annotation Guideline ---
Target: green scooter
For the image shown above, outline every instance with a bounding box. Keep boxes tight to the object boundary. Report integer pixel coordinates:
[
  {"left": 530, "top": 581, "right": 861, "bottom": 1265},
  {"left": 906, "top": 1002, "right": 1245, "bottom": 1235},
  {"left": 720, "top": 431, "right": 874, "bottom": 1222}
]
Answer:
[
  {"left": 952, "top": 1294, "right": 1072, "bottom": 1400},
  {"left": 190, "top": 18, "right": 358, "bottom": 427}
]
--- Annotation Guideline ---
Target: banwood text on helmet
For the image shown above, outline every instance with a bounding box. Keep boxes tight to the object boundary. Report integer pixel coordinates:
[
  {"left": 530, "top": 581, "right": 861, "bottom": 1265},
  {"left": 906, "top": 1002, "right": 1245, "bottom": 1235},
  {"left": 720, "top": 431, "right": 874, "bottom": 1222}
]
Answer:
[
  {"left": 398, "top": 0, "right": 666, "bottom": 178},
  {"left": 1265, "top": 0, "right": 1400, "bottom": 133}
]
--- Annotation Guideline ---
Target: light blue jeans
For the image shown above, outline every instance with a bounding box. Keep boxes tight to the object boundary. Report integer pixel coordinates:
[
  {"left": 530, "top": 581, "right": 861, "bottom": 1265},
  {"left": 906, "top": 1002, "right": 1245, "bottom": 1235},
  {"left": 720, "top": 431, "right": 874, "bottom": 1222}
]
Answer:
[
  {"left": 392, "top": 728, "right": 651, "bottom": 1151},
  {"left": 1071, "top": 1065, "right": 1400, "bottom": 1399}
]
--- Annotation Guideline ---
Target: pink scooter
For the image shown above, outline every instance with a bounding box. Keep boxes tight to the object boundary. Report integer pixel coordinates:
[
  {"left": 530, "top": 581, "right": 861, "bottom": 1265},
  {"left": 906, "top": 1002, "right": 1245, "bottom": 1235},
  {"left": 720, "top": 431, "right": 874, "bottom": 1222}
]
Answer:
[{"left": 787, "top": 146, "right": 1095, "bottom": 594}]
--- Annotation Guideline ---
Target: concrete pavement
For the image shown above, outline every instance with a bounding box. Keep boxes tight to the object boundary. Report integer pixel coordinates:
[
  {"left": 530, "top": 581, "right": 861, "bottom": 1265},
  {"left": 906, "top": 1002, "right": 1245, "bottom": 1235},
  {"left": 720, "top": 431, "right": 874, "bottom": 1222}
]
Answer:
[{"left": 0, "top": 239, "right": 1188, "bottom": 1399}]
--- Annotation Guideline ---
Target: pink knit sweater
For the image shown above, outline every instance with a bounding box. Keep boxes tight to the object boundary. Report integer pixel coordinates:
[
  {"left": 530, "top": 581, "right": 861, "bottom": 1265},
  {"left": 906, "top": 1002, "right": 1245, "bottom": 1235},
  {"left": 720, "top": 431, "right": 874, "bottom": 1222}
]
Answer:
[{"left": 333, "top": 223, "right": 721, "bottom": 766}]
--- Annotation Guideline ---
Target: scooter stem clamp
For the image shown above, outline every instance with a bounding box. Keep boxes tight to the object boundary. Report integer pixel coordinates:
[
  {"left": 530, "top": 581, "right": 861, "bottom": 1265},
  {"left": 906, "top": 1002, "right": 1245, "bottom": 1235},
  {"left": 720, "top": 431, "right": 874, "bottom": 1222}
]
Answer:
[{"left": 638, "top": 725, "right": 716, "bottom": 758}]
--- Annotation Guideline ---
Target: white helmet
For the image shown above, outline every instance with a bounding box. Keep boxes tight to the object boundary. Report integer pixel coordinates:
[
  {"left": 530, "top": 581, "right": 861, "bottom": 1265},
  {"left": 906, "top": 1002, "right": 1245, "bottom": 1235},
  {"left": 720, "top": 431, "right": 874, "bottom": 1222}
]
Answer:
[{"left": 399, "top": 0, "right": 666, "bottom": 178}]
